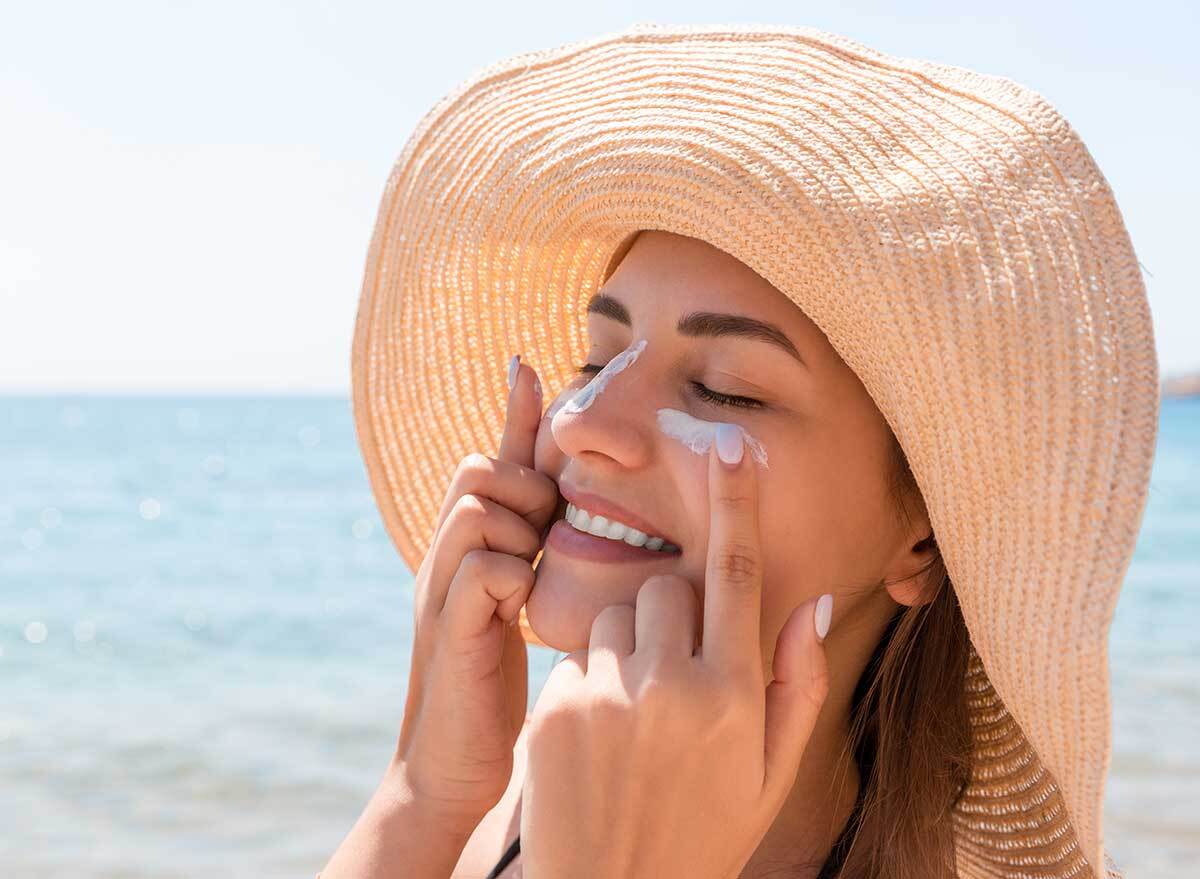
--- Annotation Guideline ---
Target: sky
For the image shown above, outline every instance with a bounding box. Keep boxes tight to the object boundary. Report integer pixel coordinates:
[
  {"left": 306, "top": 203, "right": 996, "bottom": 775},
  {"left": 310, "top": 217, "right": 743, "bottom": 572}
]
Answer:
[{"left": 2, "top": 0, "right": 1197, "bottom": 393}]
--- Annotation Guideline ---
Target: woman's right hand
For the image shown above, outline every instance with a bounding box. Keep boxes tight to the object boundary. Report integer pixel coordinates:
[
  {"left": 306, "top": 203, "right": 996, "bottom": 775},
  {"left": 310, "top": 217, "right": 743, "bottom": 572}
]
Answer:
[{"left": 393, "top": 355, "right": 559, "bottom": 835}]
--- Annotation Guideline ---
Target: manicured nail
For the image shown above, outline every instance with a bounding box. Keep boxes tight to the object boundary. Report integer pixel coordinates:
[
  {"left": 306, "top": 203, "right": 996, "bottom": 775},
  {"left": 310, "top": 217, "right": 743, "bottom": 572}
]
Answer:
[
  {"left": 814, "top": 593, "right": 833, "bottom": 642},
  {"left": 532, "top": 373, "right": 542, "bottom": 403},
  {"left": 715, "top": 422, "right": 744, "bottom": 466},
  {"left": 507, "top": 354, "right": 520, "bottom": 390}
]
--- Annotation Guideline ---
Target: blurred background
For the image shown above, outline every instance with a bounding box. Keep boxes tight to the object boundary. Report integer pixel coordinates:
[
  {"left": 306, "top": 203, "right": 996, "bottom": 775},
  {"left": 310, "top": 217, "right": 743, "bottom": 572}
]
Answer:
[{"left": 2, "top": 2, "right": 1196, "bottom": 877}]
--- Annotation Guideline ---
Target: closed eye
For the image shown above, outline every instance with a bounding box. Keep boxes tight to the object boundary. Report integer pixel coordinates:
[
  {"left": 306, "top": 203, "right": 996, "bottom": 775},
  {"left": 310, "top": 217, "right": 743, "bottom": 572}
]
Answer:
[{"left": 573, "top": 362, "right": 764, "bottom": 409}]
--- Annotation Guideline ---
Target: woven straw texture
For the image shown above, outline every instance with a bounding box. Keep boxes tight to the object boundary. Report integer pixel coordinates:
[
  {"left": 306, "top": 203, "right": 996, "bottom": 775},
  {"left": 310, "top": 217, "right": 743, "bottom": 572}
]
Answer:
[{"left": 350, "top": 22, "right": 1157, "bottom": 879}]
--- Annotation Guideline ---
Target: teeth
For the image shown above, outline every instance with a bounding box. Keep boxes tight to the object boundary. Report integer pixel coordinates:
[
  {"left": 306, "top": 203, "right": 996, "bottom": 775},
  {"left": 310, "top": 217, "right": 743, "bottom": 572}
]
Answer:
[
  {"left": 586, "top": 514, "right": 611, "bottom": 537},
  {"left": 564, "top": 502, "right": 674, "bottom": 552},
  {"left": 623, "top": 526, "right": 648, "bottom": 547}
]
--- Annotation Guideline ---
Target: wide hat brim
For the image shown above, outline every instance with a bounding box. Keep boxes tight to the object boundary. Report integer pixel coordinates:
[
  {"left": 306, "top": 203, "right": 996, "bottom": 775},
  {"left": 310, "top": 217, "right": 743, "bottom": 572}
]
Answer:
[{"left": 351, "top": 22, "right": 1156, "bottom": 879}]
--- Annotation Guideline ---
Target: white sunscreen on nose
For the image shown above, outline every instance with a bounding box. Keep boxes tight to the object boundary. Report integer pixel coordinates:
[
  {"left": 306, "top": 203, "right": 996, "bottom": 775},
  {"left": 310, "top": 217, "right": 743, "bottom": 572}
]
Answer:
[
  {"left": 656, "top": 407, "right": 770, "bottom": 469},
  {"left": 563, "top": 338, "right": 647, "bottom": 413},
  {"left": 543, "top": 339, "right": 644, "bottom": 424},
  {"left": 550, "top": 337, "right": 648, "bottom": 423},
  {"left": 544, "top": 391, "right": 570, "bottom": 421}
]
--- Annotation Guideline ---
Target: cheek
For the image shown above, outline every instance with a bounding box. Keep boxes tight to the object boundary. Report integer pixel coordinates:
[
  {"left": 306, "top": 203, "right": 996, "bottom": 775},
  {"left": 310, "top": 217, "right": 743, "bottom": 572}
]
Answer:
[
  {"left": 765, "top": 454, "right": 895, "bottom": 592},
  {"left": 758, "top": 473, "right": 808, "bottom": 584}
]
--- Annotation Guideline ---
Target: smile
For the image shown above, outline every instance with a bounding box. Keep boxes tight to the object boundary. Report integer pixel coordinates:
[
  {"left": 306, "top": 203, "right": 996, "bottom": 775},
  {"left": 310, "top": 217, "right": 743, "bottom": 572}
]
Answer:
[
  {"left": 564, "top": 502, "right": 678, "bottom": 553},
  {"left": 546, "top": 484, "right": 682, "bottom": 564}
]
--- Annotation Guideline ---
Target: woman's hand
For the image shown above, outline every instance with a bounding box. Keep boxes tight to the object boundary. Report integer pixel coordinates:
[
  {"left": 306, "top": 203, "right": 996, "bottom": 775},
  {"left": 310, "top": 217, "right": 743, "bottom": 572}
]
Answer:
[
  {"left": 395, "top": 356, "right": 559, "bottom": 836},
  {"left": 520, "top": 424, "right": 833, "bottom": 879}
]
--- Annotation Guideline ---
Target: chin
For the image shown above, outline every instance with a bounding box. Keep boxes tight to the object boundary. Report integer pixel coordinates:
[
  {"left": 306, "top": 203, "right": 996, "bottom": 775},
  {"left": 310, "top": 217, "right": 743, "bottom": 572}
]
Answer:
[{"left": 525, "top": 548, "right": 647, "bottom": 651}]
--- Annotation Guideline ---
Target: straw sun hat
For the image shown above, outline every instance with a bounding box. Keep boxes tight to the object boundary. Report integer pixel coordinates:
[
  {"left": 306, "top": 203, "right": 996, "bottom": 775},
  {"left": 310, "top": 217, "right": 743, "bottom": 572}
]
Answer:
[{"left": 350, "top": 21, "right": 1158, "bottom": 879}]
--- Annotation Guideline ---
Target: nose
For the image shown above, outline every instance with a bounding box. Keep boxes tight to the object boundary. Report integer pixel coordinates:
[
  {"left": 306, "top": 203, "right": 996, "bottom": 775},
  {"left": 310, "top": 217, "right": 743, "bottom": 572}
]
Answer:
[{"left": 550, "top": 345, "right": 655, "bottom": 469}]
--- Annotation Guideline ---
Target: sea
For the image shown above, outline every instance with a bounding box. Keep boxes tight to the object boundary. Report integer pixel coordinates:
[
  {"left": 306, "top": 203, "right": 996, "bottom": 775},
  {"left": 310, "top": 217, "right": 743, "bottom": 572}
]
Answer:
[{"left": 1, "top": 394, "right": 1195, "bottom": 877}]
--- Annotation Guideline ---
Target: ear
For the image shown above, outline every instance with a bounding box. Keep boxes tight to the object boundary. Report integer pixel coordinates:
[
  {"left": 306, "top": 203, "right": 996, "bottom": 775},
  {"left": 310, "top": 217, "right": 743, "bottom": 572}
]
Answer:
[{"left": 881, "top": 526, "right": 939, "bottom": 608}]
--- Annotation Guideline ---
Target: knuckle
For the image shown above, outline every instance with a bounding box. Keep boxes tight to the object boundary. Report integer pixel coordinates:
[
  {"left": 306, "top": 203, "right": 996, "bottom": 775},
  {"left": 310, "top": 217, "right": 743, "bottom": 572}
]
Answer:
[
  {"left": 452, "top": 452, "right": 493, "bottom": 493},
  {"left": 461, "top": 451, "right": 493, "bottom": 477},
  {"left": 514, "top": 559, "right": 536, "bottom": 587},
  {"left": 452, "top": 492, "right": 488, "bottom": 523},
  {"left": 634, "top": 670, "right": 677, "bottom": 708},
  {"left": 592, "top": 603, "right": 634, "bottom": 633},
  {"left": 589, "top": 688, "right": 632, "bottom": 724},
  {"left": 637, "top": 574, "right": 695, "bottom": 612},
  {"left": 529, "top": 701, "right": 569, "bottom": 739},
  {"left": 805, "top": 662, "right": 831, "bottom": 709},
  {"left": 715, "top": 491, "right": 753, "bottom": 514},
  {"left": 709, "top": 689, "right": 751, "bottom": 732},
  {"left": 534, "top": 472, "right": 560, "bottom": 509},
  {"left": 640, "top": 574, "right": 669, "bottom": 590},
  {"left": 515, "top": 520, "right": 542, "bottom": 558},
  {"left": 641, "top": 573, "right": 685, "bottom": 594},
  {"left": 715, "top": 544, "right": 760, "bottom": 590},
  {"left": 457, "top": 547, "right": 490, "bottom": 579}
]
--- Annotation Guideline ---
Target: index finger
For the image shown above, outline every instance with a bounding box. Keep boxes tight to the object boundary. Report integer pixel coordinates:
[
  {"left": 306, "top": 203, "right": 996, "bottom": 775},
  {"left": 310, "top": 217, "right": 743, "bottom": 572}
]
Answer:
[
  {"left": 497, "top": 354, "right": 544, "bottom": 468},
  {"left": 701, "top": 421, "right": 763, "bottom": 678},
  {"left": 428, "top": 356, "right": 549, "bottom": 538}
]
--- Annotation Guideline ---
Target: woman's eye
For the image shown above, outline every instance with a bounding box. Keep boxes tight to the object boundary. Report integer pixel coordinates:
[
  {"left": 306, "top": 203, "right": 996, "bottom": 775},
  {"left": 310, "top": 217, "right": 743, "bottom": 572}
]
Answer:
[
  {"left": 689, "top": 381, "right": 764, "bottom": 410},
  {"left": 571, "top": 363, "right": 763, "bottom": 410}
]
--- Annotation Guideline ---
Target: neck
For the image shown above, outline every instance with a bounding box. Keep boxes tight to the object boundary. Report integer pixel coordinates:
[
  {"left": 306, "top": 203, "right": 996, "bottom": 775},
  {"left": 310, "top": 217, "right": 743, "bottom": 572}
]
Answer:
[{"left": 739, "top": 658, "right": 862, "bottom": 879}]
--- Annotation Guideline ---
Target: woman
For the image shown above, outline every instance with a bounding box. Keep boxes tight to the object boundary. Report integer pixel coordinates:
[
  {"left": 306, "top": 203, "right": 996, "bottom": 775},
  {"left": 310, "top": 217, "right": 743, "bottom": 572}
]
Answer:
[
  {"left": 321, "top": 22, "right": 1156, "bottom": 879},
  {"left": 481, "top": 227, "right": 953, "bottom": 879}
]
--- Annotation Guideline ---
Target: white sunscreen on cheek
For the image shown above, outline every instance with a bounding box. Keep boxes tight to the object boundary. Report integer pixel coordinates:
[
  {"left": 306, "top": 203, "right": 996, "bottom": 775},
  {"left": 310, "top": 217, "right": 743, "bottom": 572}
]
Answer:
[{"left": 655, "top": 407, "right": 770, "bottom": 469}]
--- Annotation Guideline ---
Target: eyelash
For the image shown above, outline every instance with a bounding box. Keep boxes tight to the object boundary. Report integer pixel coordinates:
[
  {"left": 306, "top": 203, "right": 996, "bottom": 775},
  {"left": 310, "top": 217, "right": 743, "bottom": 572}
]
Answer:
[{"left": 573, "top": 362, "right": 765, "bottom": 409}]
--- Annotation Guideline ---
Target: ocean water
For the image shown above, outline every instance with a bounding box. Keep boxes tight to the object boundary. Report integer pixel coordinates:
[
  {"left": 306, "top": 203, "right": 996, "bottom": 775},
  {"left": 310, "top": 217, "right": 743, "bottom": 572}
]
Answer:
[{"left": 0, "top": 395, "right": 1195, "bottom": 878}]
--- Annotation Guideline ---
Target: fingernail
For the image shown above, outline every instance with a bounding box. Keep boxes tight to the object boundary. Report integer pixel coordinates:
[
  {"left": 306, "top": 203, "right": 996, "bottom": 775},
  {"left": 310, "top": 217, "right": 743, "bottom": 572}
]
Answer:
[
  {"left": 532, "top": 373, "right": 542, "bottom": 403},
  {"left": 507, "top": 354, "right": 520, "bottom": 390},
  {"left": 715, "top": 422, "right": 744, "bottom": 466},
  {"left": 814, "top": 593, "right": 833, "bottom": 642}
]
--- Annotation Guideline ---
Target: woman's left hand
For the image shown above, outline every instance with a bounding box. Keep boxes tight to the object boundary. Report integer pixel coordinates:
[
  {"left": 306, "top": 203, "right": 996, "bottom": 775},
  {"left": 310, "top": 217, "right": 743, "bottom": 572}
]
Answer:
[{"left": 520, "top": 426, "right": 833, "bottom": 879}]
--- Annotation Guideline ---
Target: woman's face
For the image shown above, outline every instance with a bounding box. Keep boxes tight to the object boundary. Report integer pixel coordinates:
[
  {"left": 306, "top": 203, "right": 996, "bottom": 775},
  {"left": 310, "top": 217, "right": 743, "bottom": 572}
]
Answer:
[{"left": 528, "top": 230, "right": 932, "bottom": 673}]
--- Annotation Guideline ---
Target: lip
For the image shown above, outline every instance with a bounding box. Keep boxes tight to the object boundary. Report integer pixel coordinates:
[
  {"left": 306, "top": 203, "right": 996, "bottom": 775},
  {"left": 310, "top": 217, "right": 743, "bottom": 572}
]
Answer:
[
  {"left": 547, "top": 519, "right": 680, "bottom": 563},
  {"left": 556, "top": 483, "right": 678, "bottom": 549}
]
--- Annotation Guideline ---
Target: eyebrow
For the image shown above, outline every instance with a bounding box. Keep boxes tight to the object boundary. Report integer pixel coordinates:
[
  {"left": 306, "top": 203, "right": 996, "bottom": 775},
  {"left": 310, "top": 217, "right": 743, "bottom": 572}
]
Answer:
[{"left": 585, "top": 293, "right": 807, "bottom": 369}]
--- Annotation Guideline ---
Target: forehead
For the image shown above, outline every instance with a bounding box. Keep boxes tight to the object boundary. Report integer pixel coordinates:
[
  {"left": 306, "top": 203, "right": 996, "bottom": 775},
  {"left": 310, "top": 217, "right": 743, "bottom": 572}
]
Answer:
[{"left": 599, "top": 230, "right": 819, "bottom": 341}]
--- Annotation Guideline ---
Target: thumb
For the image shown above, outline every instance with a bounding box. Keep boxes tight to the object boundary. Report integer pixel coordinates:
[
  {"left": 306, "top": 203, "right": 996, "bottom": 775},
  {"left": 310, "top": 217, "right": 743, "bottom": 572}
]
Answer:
[{"left": 761, "top": 593, "right": 833, "bottom": 806}]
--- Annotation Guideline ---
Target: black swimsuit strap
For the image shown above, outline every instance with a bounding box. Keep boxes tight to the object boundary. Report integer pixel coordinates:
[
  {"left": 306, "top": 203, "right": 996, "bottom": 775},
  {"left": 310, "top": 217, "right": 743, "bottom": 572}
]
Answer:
[
  {"left": 482, "top": 807, "right": 859, "bottom": 879},
  {"left": 484, "top": 834, "right": 521, "bottom": 879}
]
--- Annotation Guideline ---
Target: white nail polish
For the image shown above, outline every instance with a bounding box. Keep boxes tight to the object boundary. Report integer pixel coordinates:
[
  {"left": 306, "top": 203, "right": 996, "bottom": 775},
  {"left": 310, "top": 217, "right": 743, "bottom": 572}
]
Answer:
[
  {"left": 714, "top": 422, "right": 744, "bottom": 465},
  {"left": 507, "top": 354, "right": 520, "bottom": 390},
  {"left": 814, "top": 593, "right": 833, "bottom": 641}
]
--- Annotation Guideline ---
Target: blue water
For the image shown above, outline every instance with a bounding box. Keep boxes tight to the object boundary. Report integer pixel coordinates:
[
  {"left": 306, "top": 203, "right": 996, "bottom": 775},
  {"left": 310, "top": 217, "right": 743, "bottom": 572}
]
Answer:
[{"left": 1, "top": 395, "right": 1195, "bottom": 878}]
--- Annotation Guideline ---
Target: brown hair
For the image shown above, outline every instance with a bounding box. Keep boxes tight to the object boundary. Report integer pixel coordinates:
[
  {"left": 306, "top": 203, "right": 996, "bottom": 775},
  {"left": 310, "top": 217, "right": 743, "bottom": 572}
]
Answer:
[{"left": 818, "top": 431, "right": 974, "bottom": 879}]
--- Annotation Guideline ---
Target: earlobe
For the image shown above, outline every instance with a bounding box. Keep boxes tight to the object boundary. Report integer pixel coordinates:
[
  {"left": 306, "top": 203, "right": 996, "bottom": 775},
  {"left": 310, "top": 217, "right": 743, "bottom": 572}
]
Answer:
[
  {"left": 882, "top": 533, "right": 939, "bottom": 607},
  {"left": 883, "top": 575, "right": 931, "bottom": 608}
]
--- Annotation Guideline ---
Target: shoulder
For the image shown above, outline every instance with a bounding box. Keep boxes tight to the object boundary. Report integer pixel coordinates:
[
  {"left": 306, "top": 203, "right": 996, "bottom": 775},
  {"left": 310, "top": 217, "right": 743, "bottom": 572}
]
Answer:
[{"left": 450, "top": 713, "right": 532, "bottom": 878}]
